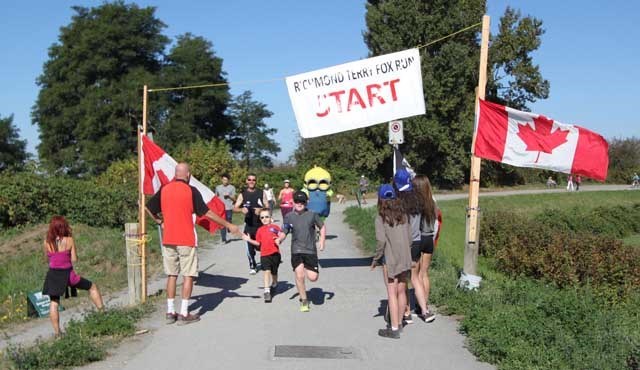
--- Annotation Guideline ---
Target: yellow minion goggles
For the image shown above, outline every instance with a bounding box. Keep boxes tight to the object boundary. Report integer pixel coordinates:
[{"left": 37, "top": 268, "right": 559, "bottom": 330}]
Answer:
[{"left": 305, "top": 179, "right": 331, "bottom": 191}]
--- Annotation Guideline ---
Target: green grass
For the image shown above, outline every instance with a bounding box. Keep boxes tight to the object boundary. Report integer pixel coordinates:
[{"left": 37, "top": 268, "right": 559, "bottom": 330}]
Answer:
[
  {"left": 623, "top": 234, "right": 640, "bottom": 247},
  {"left": 2, "top": 302, "right": 155, "bottom": 370},
  {"left": 343, "top": 190, "right": 640, "bottom": 370}
]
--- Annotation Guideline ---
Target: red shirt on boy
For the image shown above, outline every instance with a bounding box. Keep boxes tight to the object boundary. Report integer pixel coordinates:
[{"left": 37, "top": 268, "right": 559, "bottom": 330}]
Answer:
[{"left": 255, "top": 224, "right": 282, "bottom": 256}]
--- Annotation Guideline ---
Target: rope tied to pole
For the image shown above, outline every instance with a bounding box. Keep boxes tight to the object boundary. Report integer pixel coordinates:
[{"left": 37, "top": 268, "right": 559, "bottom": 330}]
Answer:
[
  {"left": 146, "top": 21, "right": 483, "bottom": 93},
  {"left": 125, "top": 233, "right": 151, "bottom": 266}
]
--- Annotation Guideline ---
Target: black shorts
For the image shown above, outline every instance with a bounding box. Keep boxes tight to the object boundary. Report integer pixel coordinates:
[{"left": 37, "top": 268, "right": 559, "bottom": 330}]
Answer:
[
  {"left": 48, "top": 277, "right": 93, "bottom": 302},
  {"left": 261, "top": 253, "right": 281, "bottom": 274},
  {"left": 291, "top": 253, "right": 319, "bottom": 273},
  {"left": 411, "top": 235, "right": 434, "bottom": 262}
]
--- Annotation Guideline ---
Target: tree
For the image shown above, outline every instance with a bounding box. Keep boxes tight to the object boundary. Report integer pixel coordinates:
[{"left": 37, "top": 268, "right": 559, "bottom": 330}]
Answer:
[
  {"left": 175, "top": 138, "right": 245, "bottom": 190},
  {"left": 607, "top": 137, "right": 640, "bottom": 183},
  {"left": 154, "top": 33, "right": 232, "bottom": 152},
  {"left": 227, "top": 91, "right": 280, "bottom": 169},
  {"left": 487, "top": 7, "right": 550, "bottom": 110},
  {"left": 33, "top": 2, "right": 169, "bottom": 175},
  {"left": 0, "top": 114, "right": 28, "bottom": 171},
  {"left": 294, "top": 129, "right": 389, "bottom": 176},
  {"left": 296, "top": 1, "right": 549, "bottom": 188}
]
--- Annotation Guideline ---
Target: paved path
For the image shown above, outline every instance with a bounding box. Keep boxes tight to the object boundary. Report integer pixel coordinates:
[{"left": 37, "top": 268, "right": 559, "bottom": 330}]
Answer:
[{"left": 82, "top": 199, "right": 494, "bottom": 370}]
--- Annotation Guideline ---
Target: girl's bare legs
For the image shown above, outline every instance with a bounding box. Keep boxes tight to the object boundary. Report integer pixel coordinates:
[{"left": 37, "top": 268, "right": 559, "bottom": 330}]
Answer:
[
  {"left": 49, "top": 299, "right": 61, "bottom": 336},
  {"left": 420, "top": 253, "right": 433, "bottom": 308},
  {"left": 89, "top": 283, "right": 104, "bottom": 310},
  {"left": 386, "top": 277, "right": 400, "bottom": 329},
  {"left": 397, "top": 274, "right": 408, "bottom": 327},
  {"left": 410, "top": 261, "right": 428, "bottom": 314}
]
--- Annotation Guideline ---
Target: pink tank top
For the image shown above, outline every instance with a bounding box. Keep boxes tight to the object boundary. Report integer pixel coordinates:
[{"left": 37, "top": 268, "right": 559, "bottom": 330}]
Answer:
[
  {"left": 48, "top": 249, "right": 72, "bottom": 269},
  {"left": 280, "top": 190, "right": 294, "bottom": 208},
  {"left": 47, "top": 243, "right": 81, "bottom": 285}
]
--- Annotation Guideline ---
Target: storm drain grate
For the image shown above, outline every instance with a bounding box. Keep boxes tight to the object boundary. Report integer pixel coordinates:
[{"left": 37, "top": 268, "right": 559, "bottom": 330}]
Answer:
[{"left": 274, "top": 345, "right": 358, "bottom": 359}]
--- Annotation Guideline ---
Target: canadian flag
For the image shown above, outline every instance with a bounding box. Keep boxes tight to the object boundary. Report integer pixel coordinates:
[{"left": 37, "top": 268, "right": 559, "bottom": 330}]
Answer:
[
  {"left": 473, "top": 99, "right": 609, "bottom": 181},
  {"left": 141, "top": 135, "right": 226, "bottom": 232}
]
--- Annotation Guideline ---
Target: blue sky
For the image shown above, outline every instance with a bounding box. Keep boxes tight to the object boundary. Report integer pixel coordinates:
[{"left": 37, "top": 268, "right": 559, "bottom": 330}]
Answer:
[{"left": 1, "top": 1, "right": 638, "bottom": 163}]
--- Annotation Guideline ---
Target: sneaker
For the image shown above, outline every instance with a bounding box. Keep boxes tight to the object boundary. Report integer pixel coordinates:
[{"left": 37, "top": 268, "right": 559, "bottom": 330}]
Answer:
[
  {"left": 165, "top": 312, "right": 178, "bottom": 325},
  {"left": 264, "top": 291, "right": 272, "bottom": 303},
  {"left": 299, "top": 299, "right": 310, "bottom": 312},
  {"left": 403, "top": 313, "right": 414, "bottom": 325},
  {"left": 419, "top": 310, "right": 436, "bottom": 323},
  {"left": 249, "top": 268, "right": 257, "bottom": 275},
  {"left": 378, "top": 328, "right": 400, "bottom": 339},
  {"left": 177, "top": 313, "right": 200, "bottom": 326}
]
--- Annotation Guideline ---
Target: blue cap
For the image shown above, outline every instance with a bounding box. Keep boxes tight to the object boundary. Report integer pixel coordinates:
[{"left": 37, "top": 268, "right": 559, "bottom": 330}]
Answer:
[
  {"left": 378, "top": 184, "right": 397, "bottom": 200},
  {"left": 394, "top": 168, "right": 413, "bottom": 192}
]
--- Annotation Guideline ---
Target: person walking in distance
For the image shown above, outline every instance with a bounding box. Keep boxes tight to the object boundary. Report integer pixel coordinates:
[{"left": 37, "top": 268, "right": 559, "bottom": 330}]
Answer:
[
  {"left": 242, "top": 209, "right": 282, "bottom": 302},
  {"left": 278, "top": 179, "right": 295, "bottom": 219},
  {"left": 359, "top": 175, "right": 369, "bottom": 204},
  {"left": 277, "top": 191, "right": 326, "bottom": 312},
  {"left": 234, "top": 173, "right": 269, "bottom": 275},
  {"left": 575, "top": 174, "right": 582, "bottom": 191},
  {"left": 566, "top": 174, "right": 575, "bottom": 191},
  {"left": 371, "top": 184, "right": 412, "bottom": 339},
  {"left": 264, "top": 183, "right": 275, "bottom": 215},
  {"left": 42, "top": 216, "right": 104, "bottom": 336},
  {"left": 147, "top": 163, "right": 240, "bottom": 325},
  {"left": 215, "top": 173, "right": 236, "bottom": 244}
]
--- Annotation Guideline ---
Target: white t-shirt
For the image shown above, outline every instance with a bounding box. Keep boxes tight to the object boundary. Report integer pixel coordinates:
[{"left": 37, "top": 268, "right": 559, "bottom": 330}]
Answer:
[{"left": 264, "top": 188, "right": 274, "bottom": 201}]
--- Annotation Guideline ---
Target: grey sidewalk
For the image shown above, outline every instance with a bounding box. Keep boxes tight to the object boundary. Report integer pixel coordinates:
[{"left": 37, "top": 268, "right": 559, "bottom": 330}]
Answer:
[{"left": 82, "top": 201, "right": 493, "bottom": 370}]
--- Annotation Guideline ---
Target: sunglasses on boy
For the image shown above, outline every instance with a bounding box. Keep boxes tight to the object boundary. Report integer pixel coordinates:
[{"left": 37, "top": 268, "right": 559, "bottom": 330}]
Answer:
[
  {"left": 247, "top": 178, "right": 256, "bottom": 182},
  {"left": 259, "top": 215, "right": 271, "bottom": 219}
]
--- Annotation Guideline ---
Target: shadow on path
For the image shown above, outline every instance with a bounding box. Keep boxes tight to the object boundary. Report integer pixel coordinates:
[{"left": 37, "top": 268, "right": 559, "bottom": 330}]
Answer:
[
  {"left": 320, "top": 257, "right": 372, "bottom": 268},
  {"left": 374, "top": 299, "right": 388, "bottom": 319},
  {"left": 190, "top": 273, "right": 260, "bottom": 316},
  {"left": 271, "top": 281, "right": 295, "bottom": 298},
  {"left": 288, "top": 287, "right": 335, "bottom": 306}
]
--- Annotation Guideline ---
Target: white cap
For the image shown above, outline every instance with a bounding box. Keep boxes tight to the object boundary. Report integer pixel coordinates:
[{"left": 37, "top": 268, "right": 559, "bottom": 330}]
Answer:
[{"left": 264, "top": 183, "right": 269, "bottom": 188}]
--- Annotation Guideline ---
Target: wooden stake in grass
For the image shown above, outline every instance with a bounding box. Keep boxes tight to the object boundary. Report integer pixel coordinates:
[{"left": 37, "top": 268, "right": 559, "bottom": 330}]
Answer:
[{"left": 463, "top": 15, "right": 490, "bottom": 279}]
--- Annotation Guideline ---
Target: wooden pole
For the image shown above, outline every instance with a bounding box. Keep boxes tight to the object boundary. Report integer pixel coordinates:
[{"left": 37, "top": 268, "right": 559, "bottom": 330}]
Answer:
[
  {"left": 463, "top": 15, "right": 490, "bottom": 277},
  {"left": 125, "top": 223, "right": 142, "bottom": 305},
  {"left": 138, "top": 85, "right": 148, "bottom": 302}
]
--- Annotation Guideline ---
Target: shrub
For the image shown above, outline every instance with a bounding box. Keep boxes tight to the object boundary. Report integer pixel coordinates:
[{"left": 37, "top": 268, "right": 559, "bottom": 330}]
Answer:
[
  {"left": 481, "top": 205, "right": 640, "bottom": 298},
  {"left": 534, "top": 204, "right": 640, "bottom": 239},
  {"left": 0, "top": 172, "right": 137, "bottom": 228}
]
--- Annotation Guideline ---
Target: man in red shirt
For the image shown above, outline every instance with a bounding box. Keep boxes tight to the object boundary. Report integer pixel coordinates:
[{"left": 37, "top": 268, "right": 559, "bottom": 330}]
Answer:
[
  {"left": 147, "top": 162, "right": 240, "bottom": 325},
  {"left": 242, "top": 209, "right": 282, "bottom": 302}
]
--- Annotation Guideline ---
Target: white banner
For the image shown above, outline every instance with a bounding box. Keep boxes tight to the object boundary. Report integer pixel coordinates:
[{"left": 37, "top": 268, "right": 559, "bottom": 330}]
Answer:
[{"left": 286, "top": 48, "right": 425, "bottom": 138}]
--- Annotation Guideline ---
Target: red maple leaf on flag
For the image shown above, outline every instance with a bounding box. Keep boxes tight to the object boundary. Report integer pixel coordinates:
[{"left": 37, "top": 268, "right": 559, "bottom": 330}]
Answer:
[{"left": 516, "top": 115, "right": 569, "bottom": 163}]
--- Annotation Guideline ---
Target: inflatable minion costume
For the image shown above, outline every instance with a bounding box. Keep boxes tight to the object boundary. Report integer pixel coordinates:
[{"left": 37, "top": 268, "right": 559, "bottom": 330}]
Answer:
[{"left": 301, "top": 166, "right": 333, "bottom": 218}]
